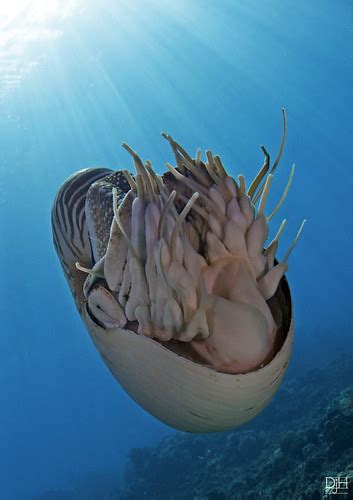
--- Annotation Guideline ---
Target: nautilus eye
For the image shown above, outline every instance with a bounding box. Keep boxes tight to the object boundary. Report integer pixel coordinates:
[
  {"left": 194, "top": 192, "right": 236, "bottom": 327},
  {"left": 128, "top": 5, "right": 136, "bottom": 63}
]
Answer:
[
  {"left": 52, "top": 110, "right": 305, "bottom": 432},
  {"left": 87, "top": 285, "right": 127, "bottom": 329}
]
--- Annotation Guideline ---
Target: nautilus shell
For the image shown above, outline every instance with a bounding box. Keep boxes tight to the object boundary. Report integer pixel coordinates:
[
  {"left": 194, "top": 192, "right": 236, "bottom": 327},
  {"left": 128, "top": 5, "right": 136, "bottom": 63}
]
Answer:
[{"left": 52, "top": 110, "right": 304, "bottom": 432}]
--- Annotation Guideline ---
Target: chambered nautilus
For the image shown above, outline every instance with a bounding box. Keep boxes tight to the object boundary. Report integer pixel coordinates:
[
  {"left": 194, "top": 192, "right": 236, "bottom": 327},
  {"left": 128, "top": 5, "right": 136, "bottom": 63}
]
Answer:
[{"left": 52, "top": 109, "right": 305, "bottom": 432}]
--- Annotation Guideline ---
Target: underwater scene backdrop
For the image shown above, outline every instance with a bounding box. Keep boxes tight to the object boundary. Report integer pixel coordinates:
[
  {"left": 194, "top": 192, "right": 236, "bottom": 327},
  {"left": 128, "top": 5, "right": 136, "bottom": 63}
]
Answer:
[{"left": 1, "top": 0, "right": 352, "bottom": 498}]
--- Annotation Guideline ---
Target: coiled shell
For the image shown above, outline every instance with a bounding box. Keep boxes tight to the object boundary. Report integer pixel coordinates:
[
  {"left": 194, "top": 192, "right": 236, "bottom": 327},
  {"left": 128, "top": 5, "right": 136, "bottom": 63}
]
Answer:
[{"left": 52, "top": 116, "right": 300, "bottom": 433}]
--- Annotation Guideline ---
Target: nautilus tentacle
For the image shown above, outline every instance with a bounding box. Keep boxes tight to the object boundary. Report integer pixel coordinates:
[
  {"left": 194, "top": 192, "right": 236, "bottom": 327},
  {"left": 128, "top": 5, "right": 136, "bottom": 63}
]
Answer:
[{"left": 52, "top": 110, "right": 304, "bottom": 432}]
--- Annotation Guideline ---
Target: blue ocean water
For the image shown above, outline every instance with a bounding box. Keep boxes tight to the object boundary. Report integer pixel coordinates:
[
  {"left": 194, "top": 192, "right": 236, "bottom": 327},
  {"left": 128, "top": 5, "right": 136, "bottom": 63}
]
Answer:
[{"left": 1, "top": 1, "right": 352, "bottom": 498}]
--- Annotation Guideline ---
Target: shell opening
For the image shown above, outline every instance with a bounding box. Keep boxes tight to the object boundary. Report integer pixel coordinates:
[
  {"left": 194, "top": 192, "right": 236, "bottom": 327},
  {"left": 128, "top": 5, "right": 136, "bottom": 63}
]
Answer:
[{"left": 79, "top": 110, "right": 304, "bottom": 374}]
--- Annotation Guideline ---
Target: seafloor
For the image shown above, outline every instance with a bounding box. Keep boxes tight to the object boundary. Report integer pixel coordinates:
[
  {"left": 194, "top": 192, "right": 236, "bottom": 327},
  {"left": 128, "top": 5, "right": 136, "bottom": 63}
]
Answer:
[
  {"left": 118, "top": 349, "right": 353, "bottom": 500},
  {"left": 35, "top": 349, "right": 353, "bottom": 500}
]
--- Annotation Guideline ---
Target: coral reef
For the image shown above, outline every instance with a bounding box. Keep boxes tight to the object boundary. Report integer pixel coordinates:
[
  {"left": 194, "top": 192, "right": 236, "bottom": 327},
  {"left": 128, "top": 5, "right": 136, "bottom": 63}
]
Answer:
[{"left": 118, "top": 351, "right": 353, "bottom": 499}]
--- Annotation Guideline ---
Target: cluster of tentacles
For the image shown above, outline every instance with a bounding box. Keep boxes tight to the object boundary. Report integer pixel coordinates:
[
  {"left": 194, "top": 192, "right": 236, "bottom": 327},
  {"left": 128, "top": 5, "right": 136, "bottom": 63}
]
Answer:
[{"left": 77, "top": 109, "right": 305, "bottom": 373}]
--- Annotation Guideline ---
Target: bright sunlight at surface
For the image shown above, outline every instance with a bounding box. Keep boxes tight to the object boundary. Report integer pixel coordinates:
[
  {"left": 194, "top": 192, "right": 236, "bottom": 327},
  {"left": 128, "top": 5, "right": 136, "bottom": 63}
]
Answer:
[{"left": 0, "top": 0, "right": 80, "bottom": 97}]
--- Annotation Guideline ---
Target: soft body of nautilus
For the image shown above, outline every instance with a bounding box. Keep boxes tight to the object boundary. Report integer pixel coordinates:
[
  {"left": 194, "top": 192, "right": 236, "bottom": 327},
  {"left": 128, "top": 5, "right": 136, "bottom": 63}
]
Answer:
[{"left": 52, "top": 110, "right": 304, "bottom": 432}]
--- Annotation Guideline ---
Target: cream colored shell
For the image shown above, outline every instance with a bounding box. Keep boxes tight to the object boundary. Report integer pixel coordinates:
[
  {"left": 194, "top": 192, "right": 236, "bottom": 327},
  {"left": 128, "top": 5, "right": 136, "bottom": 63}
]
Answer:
[{"left": 83, "top": 279, "right": 293, "bottom": 433}]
